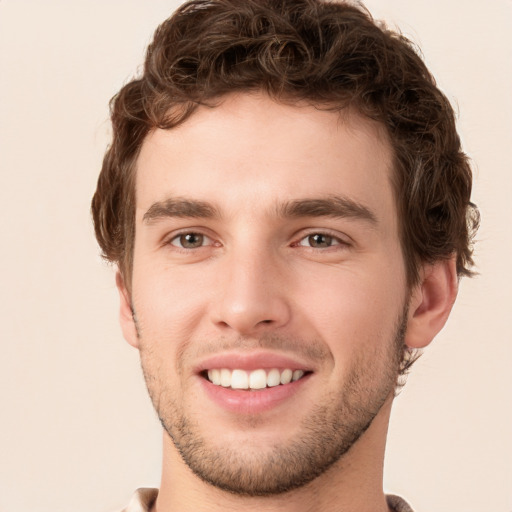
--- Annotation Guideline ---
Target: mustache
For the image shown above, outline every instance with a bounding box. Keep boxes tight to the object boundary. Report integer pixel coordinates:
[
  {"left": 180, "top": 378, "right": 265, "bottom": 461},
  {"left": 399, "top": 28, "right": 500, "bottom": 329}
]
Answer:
[{"left": 179, "top": 333, "right": 333, "bottom": 367}]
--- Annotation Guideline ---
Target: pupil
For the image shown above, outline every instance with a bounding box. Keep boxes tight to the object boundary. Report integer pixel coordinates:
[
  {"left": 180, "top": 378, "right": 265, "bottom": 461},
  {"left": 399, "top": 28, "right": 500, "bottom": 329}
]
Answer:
[
  {"left": 181, "top": 233, "right": 203, "bottom": 248},
  {"left": 309, "top": 234, "right": 331, "bottom": 247}
]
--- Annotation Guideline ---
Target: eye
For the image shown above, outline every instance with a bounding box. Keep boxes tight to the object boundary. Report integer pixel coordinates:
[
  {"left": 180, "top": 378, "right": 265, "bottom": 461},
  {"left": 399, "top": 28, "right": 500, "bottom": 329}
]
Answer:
[
  {"left": 169, "top": 232, "right": 212, "bottom": 249},
  {"left": 297, "top": 233, "right": 344, "bottom": 248}
]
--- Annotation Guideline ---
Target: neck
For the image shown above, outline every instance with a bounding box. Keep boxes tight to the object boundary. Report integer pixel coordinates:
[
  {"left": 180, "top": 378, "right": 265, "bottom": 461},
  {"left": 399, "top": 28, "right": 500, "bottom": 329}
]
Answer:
[{"left": 152, "top": 397, "right": 393, "bottom": 512}]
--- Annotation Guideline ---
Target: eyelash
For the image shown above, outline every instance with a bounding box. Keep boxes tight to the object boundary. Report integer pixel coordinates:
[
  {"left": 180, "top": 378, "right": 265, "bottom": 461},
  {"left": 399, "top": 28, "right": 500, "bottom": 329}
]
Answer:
[
  {"left": 293, "top": 230, "right": 351, "bottom": 250},
  {"left": 167, "top": 232, "right": 215, "bottom": 250},
  {"left": 165, "top": 230, "right": 350, "bottom": 251}
]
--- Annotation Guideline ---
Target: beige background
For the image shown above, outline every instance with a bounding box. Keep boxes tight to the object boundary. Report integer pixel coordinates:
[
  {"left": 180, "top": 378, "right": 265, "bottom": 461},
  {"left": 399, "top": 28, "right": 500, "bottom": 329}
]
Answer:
[{"left": 1, "top": 1, "right": 511, "bottom": 511}]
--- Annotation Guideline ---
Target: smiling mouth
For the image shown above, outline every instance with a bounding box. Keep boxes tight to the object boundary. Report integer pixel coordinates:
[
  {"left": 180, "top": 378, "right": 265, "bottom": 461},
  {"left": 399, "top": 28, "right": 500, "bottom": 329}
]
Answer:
[{"left": 203, "top": 368, "right": 309, "bottom": 390}]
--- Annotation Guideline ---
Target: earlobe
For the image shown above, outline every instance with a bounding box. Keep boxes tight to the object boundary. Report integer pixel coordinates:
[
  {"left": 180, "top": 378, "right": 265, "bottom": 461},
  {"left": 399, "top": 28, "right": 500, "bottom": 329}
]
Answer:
[
  {"left": 405, "top": 257, "right": 458, "bottom": 349},
  {"left": 115, "top": 271, "right": 140, "bottom": 349}
]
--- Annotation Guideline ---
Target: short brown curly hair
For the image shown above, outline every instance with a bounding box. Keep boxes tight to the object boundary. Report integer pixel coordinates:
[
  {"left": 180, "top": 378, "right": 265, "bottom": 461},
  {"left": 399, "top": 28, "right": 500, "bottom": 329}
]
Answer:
[{"left": 91, "top": 0, "right": 478, "bottom": 289}]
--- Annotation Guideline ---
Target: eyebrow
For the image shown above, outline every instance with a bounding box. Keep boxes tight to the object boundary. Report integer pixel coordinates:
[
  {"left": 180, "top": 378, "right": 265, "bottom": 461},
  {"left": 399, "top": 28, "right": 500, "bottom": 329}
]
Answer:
[
  {"left": 278, "top": 196, "right": 378, "bottom": 225},
  {"left": 142, "top": 195, "right": 377, "bottom": 225},
  {"left": 142, "top": 198, "right": 220, "bottom": 224}
]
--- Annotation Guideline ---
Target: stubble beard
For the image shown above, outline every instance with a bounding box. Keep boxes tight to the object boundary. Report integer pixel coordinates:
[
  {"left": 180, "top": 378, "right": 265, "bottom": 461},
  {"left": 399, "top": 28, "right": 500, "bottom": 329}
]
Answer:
[{"left": 138, "top": 310, "right": 407, "bottom": 497}]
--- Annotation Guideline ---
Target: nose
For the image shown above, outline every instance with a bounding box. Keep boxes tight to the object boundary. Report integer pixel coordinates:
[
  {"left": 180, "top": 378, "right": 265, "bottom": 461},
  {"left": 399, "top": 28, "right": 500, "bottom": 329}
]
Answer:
[{"left": 211, "top": 246, "right": 291, "bottom": 336}]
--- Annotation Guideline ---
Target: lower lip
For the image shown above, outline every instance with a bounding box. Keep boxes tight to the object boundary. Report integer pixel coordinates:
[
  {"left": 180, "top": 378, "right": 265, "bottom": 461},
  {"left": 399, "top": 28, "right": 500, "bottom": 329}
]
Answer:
[{"left": 199, "top": 374, "right": 311, "bottom": 414}]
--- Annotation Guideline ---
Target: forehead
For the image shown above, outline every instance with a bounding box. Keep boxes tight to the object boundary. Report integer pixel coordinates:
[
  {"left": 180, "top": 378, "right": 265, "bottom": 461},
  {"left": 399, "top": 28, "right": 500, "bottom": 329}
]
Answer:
[{"left": 135, "top": 93, "right": 395, "bottom": 226}]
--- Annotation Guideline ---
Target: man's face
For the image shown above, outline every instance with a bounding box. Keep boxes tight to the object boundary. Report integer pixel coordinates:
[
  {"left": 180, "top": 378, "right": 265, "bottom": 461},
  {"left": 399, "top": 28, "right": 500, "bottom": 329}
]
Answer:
[{"left": 123, "top": 93, "right": 410, "bottom": 495}]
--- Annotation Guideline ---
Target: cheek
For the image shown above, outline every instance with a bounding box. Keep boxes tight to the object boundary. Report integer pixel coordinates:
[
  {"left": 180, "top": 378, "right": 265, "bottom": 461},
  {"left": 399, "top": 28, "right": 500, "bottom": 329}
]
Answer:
[
  {"left": 294, "top": 264, "right": 404, "bottom": 352},
  {"left": 131, "top": 263, "right": 211, "bottom": 343}
]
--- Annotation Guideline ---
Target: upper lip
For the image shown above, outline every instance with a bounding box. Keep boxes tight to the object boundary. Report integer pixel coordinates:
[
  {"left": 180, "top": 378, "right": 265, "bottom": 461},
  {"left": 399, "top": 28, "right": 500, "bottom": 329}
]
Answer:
[{"left": 195, "top": 351, "right": 316, "bottom": 374}]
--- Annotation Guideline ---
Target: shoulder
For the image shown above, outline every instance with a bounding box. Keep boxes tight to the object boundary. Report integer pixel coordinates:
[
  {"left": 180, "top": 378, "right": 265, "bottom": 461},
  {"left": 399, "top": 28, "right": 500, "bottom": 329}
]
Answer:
[
  {"left": 114, "top": 489, "right": 409, "bottom": 512},
  {"left": 115, "top": 488, "right": 158, "bottom": 512},
  {"left": 386, "top": 494, "right": 415, "bottom": 512}
]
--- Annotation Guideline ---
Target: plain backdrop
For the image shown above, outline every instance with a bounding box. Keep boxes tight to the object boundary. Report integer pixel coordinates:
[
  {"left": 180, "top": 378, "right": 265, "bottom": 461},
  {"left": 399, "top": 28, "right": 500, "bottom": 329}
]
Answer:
[{"left": 1, "top": 1, "right": 511, "bottom": 511}]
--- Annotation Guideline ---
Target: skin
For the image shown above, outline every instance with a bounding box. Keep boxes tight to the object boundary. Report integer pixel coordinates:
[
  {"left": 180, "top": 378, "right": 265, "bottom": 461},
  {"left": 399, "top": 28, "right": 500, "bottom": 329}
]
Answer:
[{"left": 117, "top": 93, "right": 458, "bottom": 512}]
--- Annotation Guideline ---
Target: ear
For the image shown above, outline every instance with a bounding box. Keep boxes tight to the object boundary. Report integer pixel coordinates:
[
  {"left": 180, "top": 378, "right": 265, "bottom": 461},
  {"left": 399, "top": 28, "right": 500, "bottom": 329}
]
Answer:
[
  {"left": 115, "top": 270, "right": 140, "bottom": 349},
  {"left": 405, "top": 257, "right": 458, "bottom": 349}
]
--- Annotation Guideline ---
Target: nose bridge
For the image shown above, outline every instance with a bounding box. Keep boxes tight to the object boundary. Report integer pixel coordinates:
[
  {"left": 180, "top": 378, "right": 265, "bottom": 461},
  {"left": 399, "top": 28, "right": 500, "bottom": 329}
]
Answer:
[{"left": 212, "top": 236, "right": 290, "bottom": 335}]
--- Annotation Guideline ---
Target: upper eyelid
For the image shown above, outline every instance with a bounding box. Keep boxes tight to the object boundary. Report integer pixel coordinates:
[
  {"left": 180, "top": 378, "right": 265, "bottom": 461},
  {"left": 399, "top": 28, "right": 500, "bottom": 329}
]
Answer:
[
  {"left": 160, "top": 227, "right": 352, "bottom": 247},
  {"left": 164, "top": 234, "right": 219, "bottom": 254},
  {"left": 294, "top": 228, "right": 353, "bottom": 244},
  {"left": 295, "top": 236, "right": 350, "bottom": 249},
  {"left": 162, "top": 227, "right": 216, "bottom": 244},
  {"left": 171, "top": 232, "right": 211, "bottom": 242},
  {"left": 299, "top": 233, "right": 344, "bottom": 244},
  {"left": 169, "top": 234, "right": 214, "bottom": 249}
]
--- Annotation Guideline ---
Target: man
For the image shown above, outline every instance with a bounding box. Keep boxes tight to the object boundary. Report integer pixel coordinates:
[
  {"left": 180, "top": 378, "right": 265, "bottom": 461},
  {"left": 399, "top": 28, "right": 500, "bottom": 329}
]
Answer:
[{"left": 91, "top": 1, "right": 478, "bottom": 510}]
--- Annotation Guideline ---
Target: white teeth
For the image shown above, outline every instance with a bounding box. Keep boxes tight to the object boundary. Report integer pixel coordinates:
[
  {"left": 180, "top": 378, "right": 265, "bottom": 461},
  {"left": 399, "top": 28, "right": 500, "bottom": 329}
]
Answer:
[
  {"left": 292, "top": 370, "right": 304, "bottom": 381},
  {"left": 220, "top": 368, "right": 231, "bottom": 387},
  {"left": 206, "top": 368, "right": 307, "bottom": 389},
  {"left": 231, "top": 369, "right": 249, "bottom": 389},
  {"left": 249, "top": 369, "right": 267, "bottom": 389},
  {"left": 267, "top": 368, "right": 281, "bottom": 387},
  {"left": 208, "top": 369, "right": 221, "bottom": 385},
  {"left": 280, "top": 368, "right": 293, "bottom": 385},
  {"left": 212, "top": 369, "right": 221, "bottom": 385}
]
